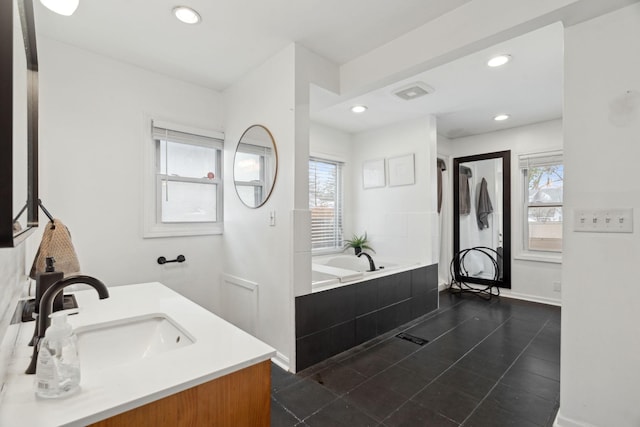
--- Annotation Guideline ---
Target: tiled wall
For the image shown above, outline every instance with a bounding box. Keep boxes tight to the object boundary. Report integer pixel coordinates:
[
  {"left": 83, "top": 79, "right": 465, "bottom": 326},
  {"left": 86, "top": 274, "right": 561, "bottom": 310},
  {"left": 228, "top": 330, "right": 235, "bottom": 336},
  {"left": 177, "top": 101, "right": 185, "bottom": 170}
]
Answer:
[
  {"left": 0, "top": 246, "right": 28, "bottom": 393},
  {"left": 295, "top": 264, "right": 438, "bottom": 371}
]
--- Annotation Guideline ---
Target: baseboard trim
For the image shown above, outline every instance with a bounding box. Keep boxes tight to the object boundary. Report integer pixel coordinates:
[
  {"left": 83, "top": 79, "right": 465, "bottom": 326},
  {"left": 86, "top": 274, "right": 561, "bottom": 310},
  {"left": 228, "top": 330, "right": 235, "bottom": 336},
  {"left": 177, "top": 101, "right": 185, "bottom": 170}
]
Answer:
[
  {"left": 554, "top": 411, "right": 598, "bottom": 427},
  {"left": 271, "top": 352, "right": 290, "bottom": 372},
  {"left": 438, "top": 282, "right": 561, "bottom": 307},
  {"left": 500, "top": 291, "right": 561, "bottom": 307}
]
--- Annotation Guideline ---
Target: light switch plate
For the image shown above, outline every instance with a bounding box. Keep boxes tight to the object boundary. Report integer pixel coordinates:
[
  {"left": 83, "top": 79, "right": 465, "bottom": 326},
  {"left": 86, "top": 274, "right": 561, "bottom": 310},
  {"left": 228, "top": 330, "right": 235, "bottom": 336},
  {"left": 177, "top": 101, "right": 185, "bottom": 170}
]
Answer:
[{"left": 574, "top": 208, "right": 633, "bottom": 233}]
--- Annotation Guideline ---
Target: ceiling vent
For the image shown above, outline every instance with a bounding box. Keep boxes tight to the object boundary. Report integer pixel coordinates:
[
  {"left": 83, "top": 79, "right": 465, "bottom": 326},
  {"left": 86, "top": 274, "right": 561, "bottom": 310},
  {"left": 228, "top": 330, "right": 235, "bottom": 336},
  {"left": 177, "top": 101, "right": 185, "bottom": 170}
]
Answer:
[{"left": 393, "top": 82, "right": 434, "bottom": 101}]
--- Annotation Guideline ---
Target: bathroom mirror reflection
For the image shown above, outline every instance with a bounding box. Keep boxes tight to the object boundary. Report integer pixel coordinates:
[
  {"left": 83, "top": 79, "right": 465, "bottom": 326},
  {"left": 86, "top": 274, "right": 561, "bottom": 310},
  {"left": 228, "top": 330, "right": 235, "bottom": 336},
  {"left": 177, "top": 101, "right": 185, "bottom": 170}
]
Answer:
[
  {"left": 453, "top": 151, "right": 511, "bottom": 288},
  {"left": 233, "top": 125, "right": 278, "bottom": 208}
]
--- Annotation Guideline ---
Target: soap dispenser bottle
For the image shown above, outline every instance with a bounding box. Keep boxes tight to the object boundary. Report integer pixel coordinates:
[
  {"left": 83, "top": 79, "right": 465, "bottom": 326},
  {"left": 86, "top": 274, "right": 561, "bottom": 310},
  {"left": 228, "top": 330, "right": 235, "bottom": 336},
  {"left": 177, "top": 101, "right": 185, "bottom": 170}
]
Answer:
[{"left": 35, "top": 311, "right": 81, "bottom": 398}]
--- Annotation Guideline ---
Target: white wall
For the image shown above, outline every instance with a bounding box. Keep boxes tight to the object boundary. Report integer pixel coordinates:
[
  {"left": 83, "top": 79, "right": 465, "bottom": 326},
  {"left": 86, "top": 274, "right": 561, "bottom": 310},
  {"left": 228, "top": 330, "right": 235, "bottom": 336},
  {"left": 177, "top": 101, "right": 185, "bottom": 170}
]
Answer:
[
  {"left": 309, "top": 122, "right": 352, "bottom": 162},
  {"left": 222, "top": 45, "right": 297, "bottom": 369},
  {"left": 439, "top": 119, "right": 563, "bottom": 304},
  {"left": 559, "top": 4, "right": 640, "bottom": 427},
  {"left": 351, "top": 116, "right": 438, "bottom": 264},
  {"left": 37, "top": 38, "right": 225, "bottom": 310}
]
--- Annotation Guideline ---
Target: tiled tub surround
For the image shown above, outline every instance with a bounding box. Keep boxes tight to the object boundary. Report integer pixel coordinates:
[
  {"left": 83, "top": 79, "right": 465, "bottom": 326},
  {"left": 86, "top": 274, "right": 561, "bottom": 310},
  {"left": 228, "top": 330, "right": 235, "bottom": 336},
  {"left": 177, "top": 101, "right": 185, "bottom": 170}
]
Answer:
[{"left": 296, "top": 264, "right": 438, "bottom": 371}]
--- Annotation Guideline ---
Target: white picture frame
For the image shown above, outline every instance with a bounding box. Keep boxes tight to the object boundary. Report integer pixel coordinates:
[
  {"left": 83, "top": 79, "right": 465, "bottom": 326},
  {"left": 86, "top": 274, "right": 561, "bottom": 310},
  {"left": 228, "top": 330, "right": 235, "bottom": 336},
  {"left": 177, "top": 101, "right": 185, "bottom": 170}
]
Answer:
[
  {"left": 362, "top": 159, "right": 385, "bottom": 189},
  {"left": 388, "top": 154, "right": 415, "bottom": 186}
]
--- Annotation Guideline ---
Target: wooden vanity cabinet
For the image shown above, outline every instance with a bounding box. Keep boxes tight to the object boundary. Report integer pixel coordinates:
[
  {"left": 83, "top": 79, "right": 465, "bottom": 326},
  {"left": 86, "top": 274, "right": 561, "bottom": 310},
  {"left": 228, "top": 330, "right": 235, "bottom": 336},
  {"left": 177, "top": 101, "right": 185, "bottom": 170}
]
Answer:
[{"left": 89, "top": 360, "right": 271, "bottom": 427}]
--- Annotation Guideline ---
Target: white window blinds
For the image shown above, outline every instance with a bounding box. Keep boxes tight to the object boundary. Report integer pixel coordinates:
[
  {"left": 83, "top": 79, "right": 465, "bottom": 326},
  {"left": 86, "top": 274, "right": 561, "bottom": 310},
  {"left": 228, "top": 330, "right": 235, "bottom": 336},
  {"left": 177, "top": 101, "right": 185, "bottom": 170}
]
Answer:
[
  {"left": 152, "top": 121, "right": 223, "bottom": 149},
  {"left": 518, "top": 151, "right": 563, "bottom": 169},
  {"left": 309, "top": 157, "right": 343, "bottom": 251}
]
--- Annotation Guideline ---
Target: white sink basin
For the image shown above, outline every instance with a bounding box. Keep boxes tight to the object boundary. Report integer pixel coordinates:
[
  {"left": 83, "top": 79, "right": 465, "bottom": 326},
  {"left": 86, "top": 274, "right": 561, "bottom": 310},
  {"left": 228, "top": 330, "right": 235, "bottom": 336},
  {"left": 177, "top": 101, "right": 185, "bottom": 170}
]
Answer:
[{"left": 75, "top": 314, "right": 195, "bottom": 370}]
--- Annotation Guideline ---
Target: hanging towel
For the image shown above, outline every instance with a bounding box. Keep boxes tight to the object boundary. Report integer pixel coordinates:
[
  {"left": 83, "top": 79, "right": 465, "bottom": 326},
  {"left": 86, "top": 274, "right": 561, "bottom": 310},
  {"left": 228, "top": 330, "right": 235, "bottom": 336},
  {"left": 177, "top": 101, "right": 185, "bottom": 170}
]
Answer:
[
  {"left": 437, "top": 158, "right": 447, "bottom": 214},
  {"left": 477, "top": 178, "right": 493, "bottom": 229},
  {"left": 459, "top": 166, "right": 472, "bottom": 215},
  {"left": 29, "top": 219, "right": 81, "bottom": 279}
]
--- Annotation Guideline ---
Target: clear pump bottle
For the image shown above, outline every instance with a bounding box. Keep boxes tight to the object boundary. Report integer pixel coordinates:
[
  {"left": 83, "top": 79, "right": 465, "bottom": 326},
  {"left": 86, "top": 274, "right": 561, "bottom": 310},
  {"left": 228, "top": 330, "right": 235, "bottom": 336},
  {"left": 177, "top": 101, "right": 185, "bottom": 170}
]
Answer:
[{"left": 34, "top": 311, "right": 81, "bottom": 398}]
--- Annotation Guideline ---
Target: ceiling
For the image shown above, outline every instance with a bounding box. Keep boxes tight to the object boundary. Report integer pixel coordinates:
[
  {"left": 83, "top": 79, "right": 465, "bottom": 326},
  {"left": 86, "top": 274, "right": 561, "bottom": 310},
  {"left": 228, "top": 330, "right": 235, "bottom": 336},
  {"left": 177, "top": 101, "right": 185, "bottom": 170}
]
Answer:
[
  {"left": 33, "top": 0, "right": 563, "bottom": 139},
  {"left": 311, "top": 23, "right": 564, "bottom": 138},
  {"left": 33, "top": 0, "right": 471, "bottom": 90}
]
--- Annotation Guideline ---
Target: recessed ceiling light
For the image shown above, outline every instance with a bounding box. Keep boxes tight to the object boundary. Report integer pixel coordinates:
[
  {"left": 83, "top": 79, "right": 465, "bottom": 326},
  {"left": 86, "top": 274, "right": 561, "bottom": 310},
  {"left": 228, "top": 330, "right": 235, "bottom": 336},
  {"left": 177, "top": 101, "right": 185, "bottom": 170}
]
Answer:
[
  {"left": 487, "top": 55, "right": 511, "bottom": 68},
  {"left": 351, "top": 105, "right": 368, "bottom": 113},
  {"left": 494, "top": 114, "right": 510, "bottom": 121},
  {"left": 40, "top": 0, "right": 79, "bottom": 16},
  {"left": 173, "top": 6, "right": 201, "bottom": 24}
]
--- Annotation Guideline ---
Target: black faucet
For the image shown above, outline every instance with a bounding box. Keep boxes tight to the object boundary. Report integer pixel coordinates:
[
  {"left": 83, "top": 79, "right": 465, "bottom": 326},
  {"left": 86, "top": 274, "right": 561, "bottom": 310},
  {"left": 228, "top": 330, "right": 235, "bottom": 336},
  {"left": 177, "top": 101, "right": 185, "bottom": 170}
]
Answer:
[
  {"left": 357, "top": 252, "right": 376, "bottom": 272},
  {"left": 26, "top": 275, "right": 109, "bottom": 375}
]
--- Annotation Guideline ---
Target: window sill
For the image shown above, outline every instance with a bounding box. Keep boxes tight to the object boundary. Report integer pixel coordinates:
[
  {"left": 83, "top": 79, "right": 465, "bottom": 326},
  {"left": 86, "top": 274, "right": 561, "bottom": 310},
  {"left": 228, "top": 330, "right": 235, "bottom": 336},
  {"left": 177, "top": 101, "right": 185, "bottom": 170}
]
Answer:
[
  {"left": 514, "top": 251, "right": 562, "bottom": 264},
  {"left": 143, "top": 223, "right": 223, "bottom": 238}
]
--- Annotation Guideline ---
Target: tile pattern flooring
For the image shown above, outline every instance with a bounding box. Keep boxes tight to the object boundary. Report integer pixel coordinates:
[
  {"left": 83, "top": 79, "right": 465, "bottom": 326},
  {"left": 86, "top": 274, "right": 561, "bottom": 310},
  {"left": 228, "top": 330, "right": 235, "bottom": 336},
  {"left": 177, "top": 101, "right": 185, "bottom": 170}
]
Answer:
[{"left": 272, "top": 291, "right": 560, "bottom": 426}]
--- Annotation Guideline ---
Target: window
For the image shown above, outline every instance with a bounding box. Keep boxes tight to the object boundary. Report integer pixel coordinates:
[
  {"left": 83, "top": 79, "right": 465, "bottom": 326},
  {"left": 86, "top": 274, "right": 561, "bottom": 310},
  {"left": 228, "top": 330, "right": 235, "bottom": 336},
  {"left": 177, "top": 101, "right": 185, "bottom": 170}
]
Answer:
[
  {"left": 309, "top": 157, "right": 343, "bottom": 251},
  {"left": 520, "top": 151, "right": 563, "bottom": 253},
  {"left": 144, "top": 120, "right": 224, "bottom": 237}
]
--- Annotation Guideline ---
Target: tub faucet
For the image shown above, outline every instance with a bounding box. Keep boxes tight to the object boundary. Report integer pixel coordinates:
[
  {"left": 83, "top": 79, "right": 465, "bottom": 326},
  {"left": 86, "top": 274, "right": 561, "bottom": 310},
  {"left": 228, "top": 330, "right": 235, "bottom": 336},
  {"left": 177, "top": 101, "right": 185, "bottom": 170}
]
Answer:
[
  {"left": 26, "top": 275, "right": 109, "bottom": 374},
  {"left": 357, "top": 252, "right": 376, "bottom": 272}
]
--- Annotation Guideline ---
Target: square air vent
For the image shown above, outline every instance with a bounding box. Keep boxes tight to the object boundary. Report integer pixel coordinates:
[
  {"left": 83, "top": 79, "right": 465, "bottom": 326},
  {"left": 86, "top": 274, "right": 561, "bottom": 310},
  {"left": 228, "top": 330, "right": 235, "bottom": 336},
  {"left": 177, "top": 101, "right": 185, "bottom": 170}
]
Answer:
[{"left": 393, "top": 82, "right": 434, "bottom": 101}]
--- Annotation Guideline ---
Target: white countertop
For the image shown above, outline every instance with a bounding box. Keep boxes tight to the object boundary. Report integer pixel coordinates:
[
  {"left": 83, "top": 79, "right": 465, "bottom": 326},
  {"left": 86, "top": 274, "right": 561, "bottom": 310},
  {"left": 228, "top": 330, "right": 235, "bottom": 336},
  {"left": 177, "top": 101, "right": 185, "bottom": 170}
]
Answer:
[{"left": 0, "top": 282, "right": 276, "bottom": 427}]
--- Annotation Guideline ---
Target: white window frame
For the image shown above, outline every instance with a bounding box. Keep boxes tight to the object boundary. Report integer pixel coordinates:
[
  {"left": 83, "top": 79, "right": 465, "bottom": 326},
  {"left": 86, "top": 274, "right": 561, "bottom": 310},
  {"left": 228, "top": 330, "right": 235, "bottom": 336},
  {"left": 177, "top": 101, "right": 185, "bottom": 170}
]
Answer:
[
  {"left": 309, "top": 156, "right": 344, "bottom": 253},
  {"left": 514, "top": 150, "right": 563, "bottom": 263},
  {"left": 143, "top": 118, "right": 224, "bottom": 238}
]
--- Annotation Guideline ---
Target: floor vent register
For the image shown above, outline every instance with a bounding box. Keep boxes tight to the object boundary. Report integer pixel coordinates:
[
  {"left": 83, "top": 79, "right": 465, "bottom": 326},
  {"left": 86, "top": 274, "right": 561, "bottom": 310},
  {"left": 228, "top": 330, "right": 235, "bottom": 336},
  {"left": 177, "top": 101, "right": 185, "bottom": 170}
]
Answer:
[{"left": 395, "top": 332, "right": 429, "bottom": 346}]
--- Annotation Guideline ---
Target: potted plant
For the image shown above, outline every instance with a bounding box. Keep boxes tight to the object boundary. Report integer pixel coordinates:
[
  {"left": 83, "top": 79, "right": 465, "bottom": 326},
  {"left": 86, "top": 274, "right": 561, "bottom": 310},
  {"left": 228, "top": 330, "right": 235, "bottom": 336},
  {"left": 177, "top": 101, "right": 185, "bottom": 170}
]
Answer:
[{"left": 343, "top": 232, "right": 375, "bottom": 255}]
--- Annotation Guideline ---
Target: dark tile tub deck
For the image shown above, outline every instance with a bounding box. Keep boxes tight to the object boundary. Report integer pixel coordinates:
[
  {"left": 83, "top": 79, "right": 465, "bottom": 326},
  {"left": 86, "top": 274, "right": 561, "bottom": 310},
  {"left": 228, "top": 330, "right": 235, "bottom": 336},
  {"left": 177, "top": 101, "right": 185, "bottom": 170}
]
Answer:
[{"left": 272, "top": 291, "right": 560, "bottom": 426}]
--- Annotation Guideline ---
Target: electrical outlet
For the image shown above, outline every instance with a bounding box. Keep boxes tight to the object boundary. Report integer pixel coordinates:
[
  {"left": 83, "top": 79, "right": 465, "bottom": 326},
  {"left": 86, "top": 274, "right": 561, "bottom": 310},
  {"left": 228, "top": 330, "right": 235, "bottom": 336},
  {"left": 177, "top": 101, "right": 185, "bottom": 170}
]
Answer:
[{"left": 553, "top": 281, "right": 561, "bottom": 292}]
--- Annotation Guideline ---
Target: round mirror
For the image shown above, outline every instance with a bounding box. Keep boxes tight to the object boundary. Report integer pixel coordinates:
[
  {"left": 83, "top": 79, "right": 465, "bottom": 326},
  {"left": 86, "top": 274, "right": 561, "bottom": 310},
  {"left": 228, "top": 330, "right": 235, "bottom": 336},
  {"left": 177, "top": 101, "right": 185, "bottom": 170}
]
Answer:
[{"left": 233, "top": 125, "right": 278, "bottom": 208}]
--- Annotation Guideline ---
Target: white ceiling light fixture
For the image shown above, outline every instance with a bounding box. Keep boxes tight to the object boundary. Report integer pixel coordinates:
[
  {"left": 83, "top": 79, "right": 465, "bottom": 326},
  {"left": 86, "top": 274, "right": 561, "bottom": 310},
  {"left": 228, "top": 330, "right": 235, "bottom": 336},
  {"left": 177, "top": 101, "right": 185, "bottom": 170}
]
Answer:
[
  {"left": 40, "top": 0, "right": 79, "bottom": 16},
  {"left": 487, "top": 54, "right": 511, "bottom": 68},
  {"left": 351, "top": 105, "right": 368, "bottom": 114},
  {"left": 173, "top": 6, "right": 201, "bottom": 24},
  {"left": 494, "top": 114, "right": 510, "bottom": 121}
]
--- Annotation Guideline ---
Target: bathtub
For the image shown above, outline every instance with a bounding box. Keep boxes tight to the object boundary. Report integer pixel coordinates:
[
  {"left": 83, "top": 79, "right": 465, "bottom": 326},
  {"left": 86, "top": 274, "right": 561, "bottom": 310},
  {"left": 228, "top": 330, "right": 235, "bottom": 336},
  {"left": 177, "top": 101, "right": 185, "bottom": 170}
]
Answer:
[
  {"left": 311, "top": 270, "right": 340, "bottom": 287},
  {"left": 314, "top": 254, "right": 399, "bottom": 272},
  {"left": 311, "top": 254, "right": 418, "bottom": 291}
]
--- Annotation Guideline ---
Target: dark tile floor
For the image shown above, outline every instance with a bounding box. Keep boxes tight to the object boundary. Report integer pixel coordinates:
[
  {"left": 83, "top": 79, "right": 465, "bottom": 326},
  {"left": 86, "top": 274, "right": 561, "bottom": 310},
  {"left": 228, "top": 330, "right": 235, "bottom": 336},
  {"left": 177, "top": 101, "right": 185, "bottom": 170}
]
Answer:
[{"left": 272, "top": 291, "right": 560, "bottom": 426}]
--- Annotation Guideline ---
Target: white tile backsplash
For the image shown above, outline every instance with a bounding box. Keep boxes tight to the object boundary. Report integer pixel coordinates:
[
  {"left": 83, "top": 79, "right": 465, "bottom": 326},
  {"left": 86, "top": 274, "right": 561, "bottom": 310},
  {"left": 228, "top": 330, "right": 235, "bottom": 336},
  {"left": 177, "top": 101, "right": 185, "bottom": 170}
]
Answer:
[{"left": 0, "top": 246, "right": 28, "bottom": 395}]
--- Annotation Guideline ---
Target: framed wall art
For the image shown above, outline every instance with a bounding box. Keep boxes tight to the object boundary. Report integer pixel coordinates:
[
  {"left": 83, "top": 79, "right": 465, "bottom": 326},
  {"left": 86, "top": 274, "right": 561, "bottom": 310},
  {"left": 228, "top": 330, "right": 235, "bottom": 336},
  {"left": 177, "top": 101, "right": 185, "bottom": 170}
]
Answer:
[
  {"left": 362, "top": 159, "right": 385, "bottom": 189},
  {"left": 388, "top": 154, "right": 415, "bottom": 186}
]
